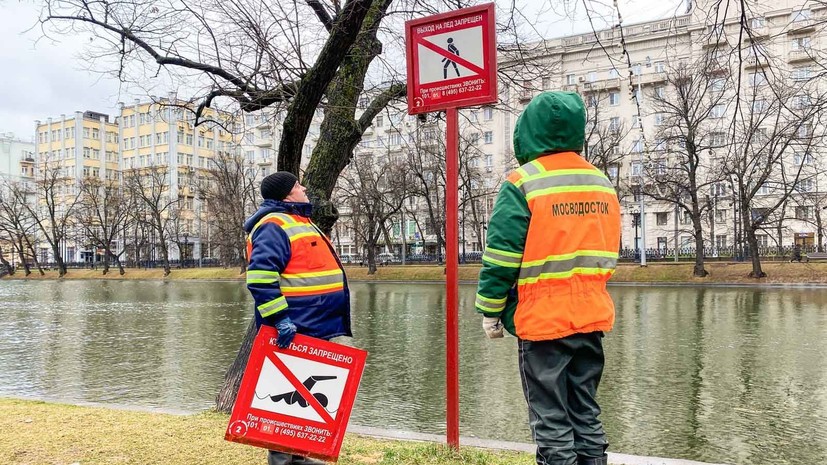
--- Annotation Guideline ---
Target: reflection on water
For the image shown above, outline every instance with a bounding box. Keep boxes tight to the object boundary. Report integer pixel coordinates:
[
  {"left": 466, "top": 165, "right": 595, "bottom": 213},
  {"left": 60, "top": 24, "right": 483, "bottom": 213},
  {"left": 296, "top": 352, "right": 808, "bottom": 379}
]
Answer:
[{"left": 0, "top": 280, "right": 825, "bottom": 464}]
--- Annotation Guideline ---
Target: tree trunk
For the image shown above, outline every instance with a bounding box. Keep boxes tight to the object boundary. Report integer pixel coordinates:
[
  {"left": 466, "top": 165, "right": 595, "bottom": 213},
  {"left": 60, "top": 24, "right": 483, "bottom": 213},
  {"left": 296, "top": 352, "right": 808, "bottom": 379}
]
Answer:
[
  {"left": 51, "top": 242, "right": 67, "bottom": 277},
  {"left": 158, "top": 232, "right": 171, "bottom": 276},
  {"left": 215, "top": 319, "right": 258, "bottom": 413},
  {"left": 366, "top": 241, "right": 377, "bottom": 275},
  {"left": 102, "top": 246, "right": 112, "bottom": 275},
  {"left": 16, "top": 237, "right": 31, "bottom": 276},
  {"left": 0, "top": 246, "right": 14, "bottom": 275},
  {"left": 692, "top": 216, "right": 708, "bottom": 277},
  {"left": 742, "top": 205, "right": 766, "bottom": 278}
]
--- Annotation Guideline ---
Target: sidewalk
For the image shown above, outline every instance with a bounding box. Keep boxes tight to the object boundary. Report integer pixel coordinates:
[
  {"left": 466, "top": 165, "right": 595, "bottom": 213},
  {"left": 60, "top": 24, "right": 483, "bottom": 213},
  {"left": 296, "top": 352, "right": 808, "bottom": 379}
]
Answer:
[{"left": 347, "top": 425, "right": 727, "bottom": 465}]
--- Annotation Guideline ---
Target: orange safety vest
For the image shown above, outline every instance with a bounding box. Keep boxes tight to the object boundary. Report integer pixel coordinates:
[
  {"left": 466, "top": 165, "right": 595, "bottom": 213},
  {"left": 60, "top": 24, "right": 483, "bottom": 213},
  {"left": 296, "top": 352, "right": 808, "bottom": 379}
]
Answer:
[
  {"left": 508, "top": 152, "right": 621, "bottom": 341},
  {"left": 246, "top": 212, "right": 344, "bottom": 301}
]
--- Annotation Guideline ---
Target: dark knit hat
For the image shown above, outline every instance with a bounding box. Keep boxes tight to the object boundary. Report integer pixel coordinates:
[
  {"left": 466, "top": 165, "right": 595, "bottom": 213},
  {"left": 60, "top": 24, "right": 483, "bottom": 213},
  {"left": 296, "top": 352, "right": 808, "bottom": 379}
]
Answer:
[{"left": 261, "top": 171, "right": 298, "bottom": 201}]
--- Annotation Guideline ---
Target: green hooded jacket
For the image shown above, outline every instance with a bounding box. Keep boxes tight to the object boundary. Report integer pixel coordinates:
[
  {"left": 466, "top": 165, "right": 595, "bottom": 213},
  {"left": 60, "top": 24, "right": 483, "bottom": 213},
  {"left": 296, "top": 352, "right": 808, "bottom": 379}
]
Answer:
[{"left": 474, "top": 91, "right": 586, "bottom": 335}]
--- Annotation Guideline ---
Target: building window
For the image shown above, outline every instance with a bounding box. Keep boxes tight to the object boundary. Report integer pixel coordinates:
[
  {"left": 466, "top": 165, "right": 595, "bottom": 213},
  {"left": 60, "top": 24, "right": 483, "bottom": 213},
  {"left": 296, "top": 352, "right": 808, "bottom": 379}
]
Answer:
[
  {"left": 654, "top": 61, "right": 665, "bottom": 73},
  {"left": 710, "top": 104, "right": 726, "bottom": 118},
  {"left": 791, "top": 36, "right": 812, "bottom": 51},
  {"left": 586, "top": 71, "right": 597, "bottom": 82},
  {"left": 791, "top": 9, "right": 811, "bottom": 23},
  {"left": 749, "top": 72, "right": 766, "bottom": 87},
  {"left": 795, "top": 206, "right": 813, "bottom": 219},
  {"left": 656, "top": 212, "right": 668, "bottom": 226},
  {"left": 566, "top": 74, "right": 576, "bottom": 85},
  {"left": 750, "top": 17, "right": 765, "bottom": 28},
  {"left": 542, "top": 77, "right": 551, "bottom": 89},
  {"left": 607, "top": 165, "right": 619, "bottom": 180},
  {"left": 791, "top": 67, "right": 812, "bottom": 82},
  {"left": 715, "top": 209, "right": 727, "bottom": 223},
  {"left": 609, "top": 117, "right": 620, "bottom": 132},
  {"left": 483, "top": 131, "right": 493, "bottom": 144},
  {"left": 795, "top": 178, "right": 814, "bottom": 193},
  {"left": 608, "top": 68, "right": 619, "bottom": 79},
  {"left": 609, "top": 92, "right": 620, "bottom": 106},
  {"left": 483, "top": 107, "right": 493, "bottom": 121},
  {"left": 375, "top": 115, "right": 383, "bottom": 127}
]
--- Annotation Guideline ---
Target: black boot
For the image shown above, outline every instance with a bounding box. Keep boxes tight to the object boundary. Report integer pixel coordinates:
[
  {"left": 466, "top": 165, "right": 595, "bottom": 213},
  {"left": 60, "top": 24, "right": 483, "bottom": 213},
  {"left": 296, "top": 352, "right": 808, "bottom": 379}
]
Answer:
[{"left": 577, "top": 454, "right": 608, "bottom": 465}]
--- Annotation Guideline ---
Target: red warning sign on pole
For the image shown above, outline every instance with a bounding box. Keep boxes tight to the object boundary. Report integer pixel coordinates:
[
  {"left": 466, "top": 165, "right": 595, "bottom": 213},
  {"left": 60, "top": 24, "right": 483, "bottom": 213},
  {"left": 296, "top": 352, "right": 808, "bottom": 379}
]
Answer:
[
  {"left": 405, "top": 3, "right": 497, "bottom": 114},
  {"left": 404, "top": 3, "right": 498, "bottom": 451},
  {"left": 225, "top": 326, "right": 367, "bottom": 462}
]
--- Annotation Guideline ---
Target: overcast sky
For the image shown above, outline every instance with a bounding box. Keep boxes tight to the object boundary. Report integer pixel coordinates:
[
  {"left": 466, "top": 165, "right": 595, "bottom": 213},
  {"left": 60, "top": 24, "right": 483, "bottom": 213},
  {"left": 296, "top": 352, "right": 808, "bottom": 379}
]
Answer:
[{"left": 0, "top": 0, "right": 684, "bottom": 141}]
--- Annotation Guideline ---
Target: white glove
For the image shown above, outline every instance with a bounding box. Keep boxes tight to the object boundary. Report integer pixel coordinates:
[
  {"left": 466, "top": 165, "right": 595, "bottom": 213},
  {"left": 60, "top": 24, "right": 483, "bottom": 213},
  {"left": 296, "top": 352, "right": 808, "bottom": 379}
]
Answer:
[{"left": 482, "top": 316, "right": 504, "bottom": 339}]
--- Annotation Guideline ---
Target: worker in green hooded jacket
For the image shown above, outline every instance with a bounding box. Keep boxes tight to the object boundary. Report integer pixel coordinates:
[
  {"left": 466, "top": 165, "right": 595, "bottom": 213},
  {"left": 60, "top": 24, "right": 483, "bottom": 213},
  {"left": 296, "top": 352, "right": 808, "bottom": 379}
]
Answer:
[{"left": 476, "top": 91, "right": 621, "bottom": 465}]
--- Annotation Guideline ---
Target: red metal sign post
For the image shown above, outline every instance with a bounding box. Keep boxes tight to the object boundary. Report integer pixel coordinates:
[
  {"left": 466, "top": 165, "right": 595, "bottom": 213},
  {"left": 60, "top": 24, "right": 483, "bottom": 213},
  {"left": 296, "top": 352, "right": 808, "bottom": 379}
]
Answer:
[{"left": 405, "top": 3, "right": 497, "bottom": 450}]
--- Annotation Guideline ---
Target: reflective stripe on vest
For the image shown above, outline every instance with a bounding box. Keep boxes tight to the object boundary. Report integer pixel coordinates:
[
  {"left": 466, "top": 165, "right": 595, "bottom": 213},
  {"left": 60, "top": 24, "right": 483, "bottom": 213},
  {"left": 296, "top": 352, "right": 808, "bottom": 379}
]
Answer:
[
  {"left": 281, "top": 269, "right": 345, "bottom": 296},
  {"left": 518, "top": 250, "right": 618, "bottom": 285}
]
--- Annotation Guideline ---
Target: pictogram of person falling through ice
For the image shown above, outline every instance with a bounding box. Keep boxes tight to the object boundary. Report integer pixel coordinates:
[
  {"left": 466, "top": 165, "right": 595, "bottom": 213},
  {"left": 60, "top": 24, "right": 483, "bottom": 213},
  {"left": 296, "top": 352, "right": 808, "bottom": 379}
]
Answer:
[{"left": 442, "top": 38, "right": 460, "bottom": 79}]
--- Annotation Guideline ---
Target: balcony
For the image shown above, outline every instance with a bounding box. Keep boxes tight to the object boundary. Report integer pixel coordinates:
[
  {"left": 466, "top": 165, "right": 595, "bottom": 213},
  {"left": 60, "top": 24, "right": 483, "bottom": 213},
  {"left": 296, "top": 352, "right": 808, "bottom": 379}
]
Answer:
[
  {"left": 788, "top": 19, "right": 815, "bottom": 34},
  {"left": 254, "top": 136, "right": 273, "bottom": 148},
  {"left": 582, "top": 78, "right": 621, "bottom": 92},
  {"left": 518, "top": 91, "right": 534, "bottom": 103},
  {"left": 562, "top": 84, "right": 579, "bottom": 92},
  {"left": 640, "top": 73, "right": 666, "bottom": 85},
  {"left": 788, "top": 50, "right": 814, "bottom": 63}
]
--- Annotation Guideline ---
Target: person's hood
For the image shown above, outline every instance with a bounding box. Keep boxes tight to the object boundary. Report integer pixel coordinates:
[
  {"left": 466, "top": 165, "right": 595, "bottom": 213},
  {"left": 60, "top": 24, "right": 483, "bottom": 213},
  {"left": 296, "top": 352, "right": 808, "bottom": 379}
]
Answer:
[
  {"left": 512, "top": 91, "right": 586, "bottom": 165},
  {"left": 243, "top": 199, "right": 313, "bottom": 233}
]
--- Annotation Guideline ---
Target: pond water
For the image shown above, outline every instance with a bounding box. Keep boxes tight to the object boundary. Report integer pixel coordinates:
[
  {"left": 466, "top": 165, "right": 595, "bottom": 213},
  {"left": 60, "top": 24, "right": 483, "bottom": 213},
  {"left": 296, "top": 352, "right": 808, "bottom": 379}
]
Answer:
[{"left": 0, "top": 280, "right": 825, "bottom": 464}]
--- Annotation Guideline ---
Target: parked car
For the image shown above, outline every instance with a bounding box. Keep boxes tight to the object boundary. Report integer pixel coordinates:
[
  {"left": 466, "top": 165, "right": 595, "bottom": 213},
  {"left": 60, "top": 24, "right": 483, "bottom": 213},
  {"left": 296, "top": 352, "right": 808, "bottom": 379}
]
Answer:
[
  {"left": 377, "top": 252, "right": 399, "bottom": 265},
  {"left": 339, "top": 254, "right": 357, "bottom": 264}
]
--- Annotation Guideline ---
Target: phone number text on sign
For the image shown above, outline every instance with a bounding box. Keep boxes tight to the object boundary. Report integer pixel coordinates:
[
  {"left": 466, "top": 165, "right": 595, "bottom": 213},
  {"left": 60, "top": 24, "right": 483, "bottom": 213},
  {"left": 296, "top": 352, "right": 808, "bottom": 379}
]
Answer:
[
  {"left": 242, "top": 413, "right": 332, "bottom": 444},
  {"left": 423, "top": 78, "right": 486, "bottom": 101}
]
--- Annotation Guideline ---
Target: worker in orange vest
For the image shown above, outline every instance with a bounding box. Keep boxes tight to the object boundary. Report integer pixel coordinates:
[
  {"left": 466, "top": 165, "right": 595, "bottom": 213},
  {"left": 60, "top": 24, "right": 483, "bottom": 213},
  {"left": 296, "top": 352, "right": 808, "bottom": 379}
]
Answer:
[
  {"left": 245, "top": 171, "right": 351, "bottom": 465},
  {"left": 476, "top": 91, "right": 621, "bottom": 465}
]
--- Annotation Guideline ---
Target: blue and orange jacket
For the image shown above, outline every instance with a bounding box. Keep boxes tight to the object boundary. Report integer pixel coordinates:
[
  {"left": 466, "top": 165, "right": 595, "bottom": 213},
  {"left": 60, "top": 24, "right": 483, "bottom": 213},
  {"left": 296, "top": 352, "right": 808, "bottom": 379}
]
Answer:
[{"left": 244, "top": 199, "right": 352, "bottom": 340}]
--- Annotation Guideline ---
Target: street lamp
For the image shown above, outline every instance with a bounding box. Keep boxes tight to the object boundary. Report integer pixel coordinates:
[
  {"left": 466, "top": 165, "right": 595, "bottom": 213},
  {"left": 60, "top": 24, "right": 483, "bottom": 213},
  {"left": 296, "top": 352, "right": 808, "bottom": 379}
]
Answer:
[
  {"left": 631, "top": 208, "right": 641, "bottom": 258},
  {"left": 633, "top": 56, "right": 651, "bottom": 267},
  {"left": 183, "top": 232, "right": 189, "bottom": 268}
]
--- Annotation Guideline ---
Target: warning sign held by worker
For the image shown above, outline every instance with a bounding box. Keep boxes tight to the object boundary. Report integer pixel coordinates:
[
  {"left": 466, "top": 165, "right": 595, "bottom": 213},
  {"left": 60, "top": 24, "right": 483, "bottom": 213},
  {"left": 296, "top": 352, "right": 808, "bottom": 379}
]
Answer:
[{"left": 225, "top": 326, "right": 368, "bottom": 462}]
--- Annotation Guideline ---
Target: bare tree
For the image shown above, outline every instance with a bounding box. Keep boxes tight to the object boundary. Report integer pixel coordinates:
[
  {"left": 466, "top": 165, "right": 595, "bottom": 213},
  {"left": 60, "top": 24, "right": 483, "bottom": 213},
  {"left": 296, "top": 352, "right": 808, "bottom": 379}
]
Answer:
[
  {"left": 0, "top": 180, "right": 43, "bottom": 275},
  {"left": 583, "top": 91, "right": 630, "bottom": 195},
  {"left": 727, "top": 73, "right": 827, "bottom": 277},
  {"left": 124, "top": 165, "right": 178, "bottom": 276},
  {"left": 198, "top": 150, "right": 259, "bottom": 272},
  {"left": 337, "top": 149, "right": 409, "bottom": 273},
  {"left": 644, "top": 58, "right": 731, "bottom": 276},
  {"left": 78, "top": 177, "right": 131, "bottom": 275},
  {"left": 22, "top": 156, "right": 81, "bottom": 277}
]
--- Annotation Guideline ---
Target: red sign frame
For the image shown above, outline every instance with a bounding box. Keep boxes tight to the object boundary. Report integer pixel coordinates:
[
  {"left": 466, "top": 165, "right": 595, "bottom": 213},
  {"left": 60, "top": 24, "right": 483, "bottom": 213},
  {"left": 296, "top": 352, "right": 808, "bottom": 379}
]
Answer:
[
  {"left": 225, "top": 326, "right": 367, "bottom": 462},
  {"left": 405, "top": 3, "right": 498, "bottom": 114}
]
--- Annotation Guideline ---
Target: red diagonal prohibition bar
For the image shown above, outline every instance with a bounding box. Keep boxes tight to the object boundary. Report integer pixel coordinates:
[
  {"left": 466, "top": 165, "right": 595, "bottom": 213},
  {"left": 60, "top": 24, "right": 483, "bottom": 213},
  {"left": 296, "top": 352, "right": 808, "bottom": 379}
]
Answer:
[
  {"left": 417, "top": 39, "right": 486, "bottom": 76},
  {"left": 265, "top": 351, "right": 336, "bottom": 425}
]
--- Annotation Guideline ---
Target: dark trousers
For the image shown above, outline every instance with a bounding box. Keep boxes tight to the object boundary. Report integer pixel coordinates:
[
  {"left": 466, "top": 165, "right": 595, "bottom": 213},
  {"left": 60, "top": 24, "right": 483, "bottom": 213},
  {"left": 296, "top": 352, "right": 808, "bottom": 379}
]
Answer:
[
  {"left": 267, "top": 451, "right": 325, "bottom": 465},
  {"left": 518, "top": 332, "right": 608, "bottom": 465}
]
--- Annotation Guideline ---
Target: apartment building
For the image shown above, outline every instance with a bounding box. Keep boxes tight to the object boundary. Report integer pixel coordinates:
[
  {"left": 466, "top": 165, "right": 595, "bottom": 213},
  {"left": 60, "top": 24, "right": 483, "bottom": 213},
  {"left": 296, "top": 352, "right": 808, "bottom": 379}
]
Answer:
[
  {"left": 332, "top": 0, "right": 827, "bottom": 259},
  {"left": 33, "top": 112, "right": 120, "bottom": 263},
  {"left": 0, "top": 133, "right": 35, "bottom": 180},
  {"left": 31, "top": 99, "right": 242, "bottom": 264}
]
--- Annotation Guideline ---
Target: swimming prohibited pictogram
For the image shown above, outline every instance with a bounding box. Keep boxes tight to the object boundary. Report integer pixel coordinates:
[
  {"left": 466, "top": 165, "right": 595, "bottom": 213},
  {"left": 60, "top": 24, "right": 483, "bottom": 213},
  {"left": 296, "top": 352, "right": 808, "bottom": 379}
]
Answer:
[{"left": 225, "top": 326, "right": 367, "bottom": 462}]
